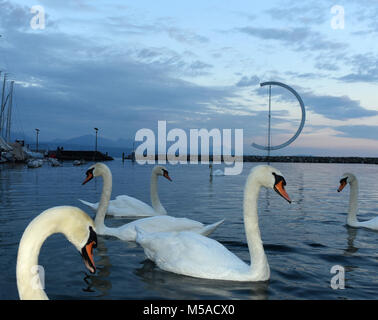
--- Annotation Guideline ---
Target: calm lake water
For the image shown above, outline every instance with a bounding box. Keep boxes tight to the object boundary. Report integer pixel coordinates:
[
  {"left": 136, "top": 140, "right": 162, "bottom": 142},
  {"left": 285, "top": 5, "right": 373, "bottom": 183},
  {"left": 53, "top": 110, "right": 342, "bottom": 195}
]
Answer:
[{"left": 1, "top": 160, "right": 378, "bottom": 300}]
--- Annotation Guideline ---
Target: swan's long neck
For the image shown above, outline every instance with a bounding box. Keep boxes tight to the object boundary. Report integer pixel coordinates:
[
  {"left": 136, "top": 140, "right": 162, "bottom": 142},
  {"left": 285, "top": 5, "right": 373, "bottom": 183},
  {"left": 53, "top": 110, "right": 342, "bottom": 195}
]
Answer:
[
  {"left": 150, "top": 171, "right": 166, "bottom": 214},
  {"left": 17, "top": 212, "right": 61, "bottom": 300},
  {"left": 95, "top": 166, "right": 112, "bottom": 231},
  {"left": 243, "top": 175, "right": 269, "bottom": 278},
  {"left": 347, "top": 179, "right": 359, "bottom": 226}
]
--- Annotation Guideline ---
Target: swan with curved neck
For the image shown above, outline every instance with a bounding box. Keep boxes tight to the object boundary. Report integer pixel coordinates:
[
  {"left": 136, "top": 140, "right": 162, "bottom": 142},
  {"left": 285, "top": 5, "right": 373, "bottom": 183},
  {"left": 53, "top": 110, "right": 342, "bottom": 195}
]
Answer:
[
  {"left": 81, "top": 163, "right": 224, "bottom": 241},
  {"left": 16, "top": 206, "right": 97, "bottom": 300},
  {"left": 135, "top": 165, "right": 291, "bottom": 281},
  {"left": 209, "top": 163, "right": 224, "bottom": 176},
  {"left": 338, "top": 173, "right": 378, "bottom": 230},
  {"left": 79, "top": 165, "right": 170, "bottom": 217}
]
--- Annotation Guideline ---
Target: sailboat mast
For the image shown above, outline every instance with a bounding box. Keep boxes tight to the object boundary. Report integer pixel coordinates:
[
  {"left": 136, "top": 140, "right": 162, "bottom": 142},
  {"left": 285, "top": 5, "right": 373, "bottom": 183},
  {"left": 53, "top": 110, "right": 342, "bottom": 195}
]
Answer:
[
  {"left": 0, "top": 71, "right": 1, "bottom": 136},
  {"left": 0, "top": 73, "right": 7, "bottom": 137},
  {"left": 132, "top": 140, "right": 136, "bottom": 162},
  {"left": 5, "top": 81, "right": 14, "bottom": 143}
]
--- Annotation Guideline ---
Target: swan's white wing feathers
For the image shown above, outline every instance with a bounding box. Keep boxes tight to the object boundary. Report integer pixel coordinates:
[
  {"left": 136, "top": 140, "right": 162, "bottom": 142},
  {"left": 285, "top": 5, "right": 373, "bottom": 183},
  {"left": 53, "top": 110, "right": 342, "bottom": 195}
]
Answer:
[
  {"left": 106, "top": 195, "right": 157, "bottom": 217},
  {"left": 136, "top": 230, "right": 249, "bottom": 280},
  {"left": 78, "top": 199, "right": 99, "bottom": 212},
  {"left": 134, "top": 216, "right": 204, "bottom": 231},
  {"left": 107, "top": 215, "right": 222, "bottom": 241},
  {"left": 358, "top": 216, "right": 378, "bottom": 230},
  {"left": 79, "top": 196, "right": 155, "bottom": 217},
  {"left": 112, "top": 195, "right": 151, "bottom": 209}
]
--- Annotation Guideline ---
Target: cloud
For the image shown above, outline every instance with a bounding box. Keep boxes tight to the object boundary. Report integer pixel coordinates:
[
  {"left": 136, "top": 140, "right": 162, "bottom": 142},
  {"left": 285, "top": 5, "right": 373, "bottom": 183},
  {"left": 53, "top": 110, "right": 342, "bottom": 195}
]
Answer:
[
  {"left": 238, "top": 26, "right": 310, "bottom": 43},
  {"left": 104, "top": 16, "right": 209, "bottom": 45},
  {"left": 338, "top": 72, "right": 378, "bottom": 83},
  {"left": 314, "top": 61, "right": 339, "bottom": 71},
  {"left": 337, "top": 54, "right": 378, "bottom": 83},
  {"left": 335, "top": 125, "right": 378, "bottom": 140},
  {"left": 0, "top": 2, "right": 229, "bottom": 140},
  {"left": 302, "top": 92, "right": 378, "bottom": 120},
  {"left": 236, "top": 75, "right": 260, "bottom": 87},
  {"left": 166, "top": 27, "right": 209, "bottom": 45},
  {"left": 349, "top": 3, "right": 378, "bottom": 35},
  {"left": 0, "top": 0, "right": 33, "bottom": 31},
  {"left": 236, "top": 26, "right": 347, "bottom": 53},
  {"left": 37, "top": 0, "right": 98, "bottom": 11},
  {"left": 129, "top": 47, "right": 213, "bottom": 77},
  {"left": 10, "top": 54, "right": 233, "bottom": 138},
  {"left": 265, "top": 3, "right": 328, "bottom": 25},
  {"left": 285, "top": 71, "right": 323, "bottom": 79},
  {"left": 1, "top": 0, "right": 377, "bottom": 155},
  {"left": 254, "top": 85, "right": 378, "bottom": 120}
]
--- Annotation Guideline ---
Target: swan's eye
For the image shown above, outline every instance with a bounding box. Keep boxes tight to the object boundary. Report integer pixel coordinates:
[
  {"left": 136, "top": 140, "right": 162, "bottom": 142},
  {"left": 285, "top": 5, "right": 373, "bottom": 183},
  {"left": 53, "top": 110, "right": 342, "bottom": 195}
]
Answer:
[
  {"left": 161, "top": 169, "right": 172, "bottom": 181},
  {"left": 82, "top": 168, "right": 95, "bottom": 185},
  {"left": 272, "top": 172, "right": 286, "bottom": 186},
  {"left": 86, "top": 168, "right": 95, "bottom": 176},
  {"left": 340, "top": 177, "right": 347, "bottom": 184},
  {"left": 88, "top": 226, "right": 97, "bottom": 248}
]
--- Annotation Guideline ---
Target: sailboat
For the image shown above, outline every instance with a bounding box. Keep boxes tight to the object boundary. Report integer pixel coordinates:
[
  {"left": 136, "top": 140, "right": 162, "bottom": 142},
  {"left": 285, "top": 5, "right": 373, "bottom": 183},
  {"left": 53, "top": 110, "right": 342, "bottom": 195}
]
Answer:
[
  {"left": 0, "top": 71, "right": 16, "bottom": 162},
  {"left": 0, "top": 71, "right": 39, "bottom": 163}
]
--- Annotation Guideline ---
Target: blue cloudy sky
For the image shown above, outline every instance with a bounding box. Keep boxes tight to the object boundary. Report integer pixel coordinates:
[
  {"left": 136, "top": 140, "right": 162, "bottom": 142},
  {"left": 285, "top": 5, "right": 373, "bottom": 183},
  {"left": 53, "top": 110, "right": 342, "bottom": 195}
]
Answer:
[{"left": 0, "top": 0, "right": 377, "bottom": 156}]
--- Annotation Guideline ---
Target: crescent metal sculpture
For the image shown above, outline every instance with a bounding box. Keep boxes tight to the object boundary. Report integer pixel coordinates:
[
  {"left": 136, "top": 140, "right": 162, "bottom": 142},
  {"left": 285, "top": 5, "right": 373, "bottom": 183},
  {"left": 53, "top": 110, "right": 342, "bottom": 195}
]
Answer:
[{"left": 252, "top": 81, "right": 306, "bottom": 151}]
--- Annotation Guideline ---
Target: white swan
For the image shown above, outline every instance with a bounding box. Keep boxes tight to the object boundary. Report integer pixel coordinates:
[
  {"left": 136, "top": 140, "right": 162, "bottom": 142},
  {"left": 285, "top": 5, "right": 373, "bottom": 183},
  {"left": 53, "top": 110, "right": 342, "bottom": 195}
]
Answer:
[
  {"left": 27, "top": 159, "right": 43, "bottom": 168},
  {"left": 209, "top": 163, "right": 224, "bottom": 176},
  {"left": 16, "top": 206, "right": 98, "bottom": 300},
  {"left": 135, "top": 165, "right": 291, "bottom": 281},
  {"left": 79, "top": 165, "right": 171, "bottom": 217},
  {"left": 80, "top": 163, "right": 225, "bottom": 241},
  {"left": 49, "top": 158, "right": 62, "bottom": 167},
  {"left": 337, "top": 173, "right": 378, "bottom": 230}
]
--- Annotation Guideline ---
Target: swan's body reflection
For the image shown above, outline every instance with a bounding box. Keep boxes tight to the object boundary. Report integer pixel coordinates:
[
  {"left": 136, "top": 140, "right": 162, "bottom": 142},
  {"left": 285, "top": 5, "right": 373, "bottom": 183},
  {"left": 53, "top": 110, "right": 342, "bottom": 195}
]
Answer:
[
  {"left": 344, "top": 227, "right": 358, "bottom": 256},
  {"left": 339, "top": 227, "right": 360, "bottom": 290},
  {"left": 135, "top": 259, "right": 269, "bottom": 300}
]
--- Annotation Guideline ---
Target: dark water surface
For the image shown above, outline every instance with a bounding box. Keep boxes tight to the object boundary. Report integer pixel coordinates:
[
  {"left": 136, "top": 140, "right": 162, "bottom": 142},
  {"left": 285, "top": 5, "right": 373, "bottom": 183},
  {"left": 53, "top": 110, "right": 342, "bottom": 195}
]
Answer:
[{"left": 1, "top": 160, "right": 378, "bottom": 299}]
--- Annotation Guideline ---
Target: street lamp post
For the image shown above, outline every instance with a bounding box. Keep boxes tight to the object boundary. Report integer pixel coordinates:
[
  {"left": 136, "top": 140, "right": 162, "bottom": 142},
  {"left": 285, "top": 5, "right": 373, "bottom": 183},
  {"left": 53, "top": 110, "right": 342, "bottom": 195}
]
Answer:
[
  {"left": 94, "top": 127, "right": 98, "bottom": 161},
  {"left": 35, "top": 128, "right": 40, "bottom": 153}
]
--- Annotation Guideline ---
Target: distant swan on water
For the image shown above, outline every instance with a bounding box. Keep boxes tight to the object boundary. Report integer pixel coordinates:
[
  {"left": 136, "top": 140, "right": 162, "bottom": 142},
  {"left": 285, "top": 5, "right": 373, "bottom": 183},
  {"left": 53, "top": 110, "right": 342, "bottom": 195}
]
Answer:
[
  {"left": 209, "top": 163, "right": 224, "bottom": 176},
  {"left": 338, "top": 173, "right": 378, "bottom": 230},
  {"left": 80, "top": 163, "right": 224, "bottom": 241},
  {"left": 27, "top": 159, "right": 43, "bottom": 168},
  {"left": 79, "top": 165, "right": 170, "bottom": 217},
  {"left": 135, "top": 165, "right": 291, "bottom": 281}
]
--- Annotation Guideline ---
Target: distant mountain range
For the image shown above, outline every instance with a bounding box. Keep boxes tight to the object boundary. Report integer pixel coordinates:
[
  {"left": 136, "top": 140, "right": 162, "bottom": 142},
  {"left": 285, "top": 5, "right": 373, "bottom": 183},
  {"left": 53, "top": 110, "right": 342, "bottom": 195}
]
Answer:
[
  {"left": 10, "top": 132, "right": 134, "bottom": 158},
  {"left": 8, "top": 132, "right": 319, "bottom": 159},
  {"left": 48, "top": 135, "right": 135, "bottom": 158}
]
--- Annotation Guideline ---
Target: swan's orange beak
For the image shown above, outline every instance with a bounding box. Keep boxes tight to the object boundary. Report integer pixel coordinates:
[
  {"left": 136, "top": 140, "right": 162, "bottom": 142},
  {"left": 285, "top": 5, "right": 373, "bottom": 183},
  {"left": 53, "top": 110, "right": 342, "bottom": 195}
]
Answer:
[
  {"left": 163, "top": 171, "right": 172, "bottom": 181},
  {"left": 82, "top": 172, "right": 94, "bottom": 185},
  {"left": 81, "top": 226, "right": 97, "bottom": 274},
  {"left": 81, "top": 241, "right": 96, "bottom": 274},
  {"left": 274, "top": 180, "right": 291, "bottom": 203},
  {"left": 338, "top": 180, "right": 347, "bottom": 192}
]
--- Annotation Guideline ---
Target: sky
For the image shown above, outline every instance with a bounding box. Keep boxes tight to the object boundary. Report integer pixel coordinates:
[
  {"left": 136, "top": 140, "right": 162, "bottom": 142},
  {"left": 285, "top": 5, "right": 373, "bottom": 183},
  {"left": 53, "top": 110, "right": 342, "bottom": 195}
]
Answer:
[{"left": 0, "top": 0, "right": 377, "bottom": 156}]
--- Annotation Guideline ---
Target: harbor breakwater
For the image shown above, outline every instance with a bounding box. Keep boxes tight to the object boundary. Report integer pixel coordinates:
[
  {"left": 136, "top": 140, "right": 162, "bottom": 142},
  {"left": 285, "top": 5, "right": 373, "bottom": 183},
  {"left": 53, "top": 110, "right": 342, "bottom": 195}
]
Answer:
[
  {"left": 125, "top": 154, "right": 378, "bottom": 164},
  {"left": 242, "top": 155, "right": 378, "bottom": 164}
]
